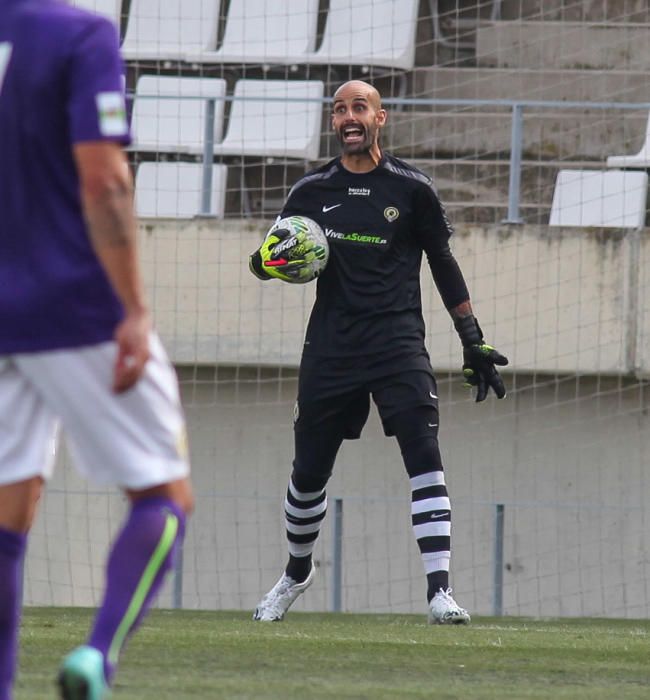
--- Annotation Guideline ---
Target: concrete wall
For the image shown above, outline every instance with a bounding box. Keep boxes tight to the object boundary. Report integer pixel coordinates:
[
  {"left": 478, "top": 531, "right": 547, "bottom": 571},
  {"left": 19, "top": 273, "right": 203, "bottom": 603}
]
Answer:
[
  {"left": 22, "top": 220, "right": 650, "bottom": 619},
  {"left": 138, "top": 219, "right": 648, "bottom": 376}
]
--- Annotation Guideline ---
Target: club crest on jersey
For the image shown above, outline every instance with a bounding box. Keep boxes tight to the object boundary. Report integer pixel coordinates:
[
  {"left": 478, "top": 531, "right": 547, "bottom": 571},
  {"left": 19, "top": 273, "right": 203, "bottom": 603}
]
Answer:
[{"left": 384, "top": 207, "right": 399, "bottom": 222}]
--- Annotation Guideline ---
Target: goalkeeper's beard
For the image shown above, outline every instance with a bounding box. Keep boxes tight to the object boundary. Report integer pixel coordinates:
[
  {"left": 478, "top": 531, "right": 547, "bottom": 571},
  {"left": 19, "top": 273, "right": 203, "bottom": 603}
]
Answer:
[{"left": 336, "top": 124, "right": 377, "bottom": 156}]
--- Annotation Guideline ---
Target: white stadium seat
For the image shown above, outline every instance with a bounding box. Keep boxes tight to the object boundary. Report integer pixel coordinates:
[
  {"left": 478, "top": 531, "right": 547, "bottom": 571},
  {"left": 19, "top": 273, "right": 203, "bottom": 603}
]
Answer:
[
  {"left": 130, "top": 76, "right": 227, "bottom": 154},
  {"left": 69, "top": 0, "right": 122, "bottom": 26},
  {"left": 607, "top": 112, "right": 650, "bottom": 169},
  {"left": 121, "top": 0, "right": 221, "bottom": 61},
  {"left": 213, "top": 80, "right": 324, "bottom": 160},
  {"left": 135, "top": 162, "right": 227, "bottom": 218},
  {"left": 310, "top": 0, "right": 419, "bottom": 70},
  {"left": 190, "top": 0, "right": 320, "bottom": 65},
  {"left": 549, "top": 169, "right": 648, "bottom": 228},
  {"left": 119, "top": 0, "right": 418, "bottom": 70}
]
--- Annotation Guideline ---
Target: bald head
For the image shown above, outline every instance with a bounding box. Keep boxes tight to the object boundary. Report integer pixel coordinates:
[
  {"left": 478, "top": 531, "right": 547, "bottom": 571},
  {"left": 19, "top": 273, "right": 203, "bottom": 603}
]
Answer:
[
  {"left": 333, "top": 80, "right": 382, "bottom": 110},
  {"left": 331, "top": 80, "right": 387, "bottom": 169}
]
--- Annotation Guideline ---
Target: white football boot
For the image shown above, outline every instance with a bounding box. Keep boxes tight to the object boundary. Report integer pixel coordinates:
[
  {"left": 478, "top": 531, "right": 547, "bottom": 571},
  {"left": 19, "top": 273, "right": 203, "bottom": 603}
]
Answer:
[
  {"left": 428, "top": 588, "right": 471, "bottom": 625},
  {"left": 253, "top": 564, "right": 316, "bottom": 621}
]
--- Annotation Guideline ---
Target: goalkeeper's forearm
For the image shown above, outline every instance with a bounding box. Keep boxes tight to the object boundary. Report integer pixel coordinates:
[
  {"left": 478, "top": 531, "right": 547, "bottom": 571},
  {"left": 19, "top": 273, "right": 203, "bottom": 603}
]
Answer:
[{"left": 450, "top": 302, "right": 483, "bottom": 346}]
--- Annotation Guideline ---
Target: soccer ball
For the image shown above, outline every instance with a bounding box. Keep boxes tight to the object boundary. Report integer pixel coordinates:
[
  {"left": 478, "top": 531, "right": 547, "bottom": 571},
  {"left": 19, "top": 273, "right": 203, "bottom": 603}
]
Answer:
[{"left": 265, "top": 215, "right": 329, "bottom": 284}]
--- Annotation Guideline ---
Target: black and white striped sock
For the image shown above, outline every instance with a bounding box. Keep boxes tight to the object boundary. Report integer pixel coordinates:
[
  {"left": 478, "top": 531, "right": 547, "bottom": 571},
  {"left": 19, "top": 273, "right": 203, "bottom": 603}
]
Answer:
[
  {"left": 410, "top": 470, "right": 451, "bottom": 600},
  {"left": 284, "top": 475, "right": 327, "bottom": 581}
]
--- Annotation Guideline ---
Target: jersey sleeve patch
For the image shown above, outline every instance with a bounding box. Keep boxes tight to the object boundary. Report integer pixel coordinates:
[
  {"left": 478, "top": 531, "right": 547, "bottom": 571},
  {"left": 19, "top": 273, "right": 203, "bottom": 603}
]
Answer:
[{"left": 96, "top": 91, "right": 128, "bottom": 137}]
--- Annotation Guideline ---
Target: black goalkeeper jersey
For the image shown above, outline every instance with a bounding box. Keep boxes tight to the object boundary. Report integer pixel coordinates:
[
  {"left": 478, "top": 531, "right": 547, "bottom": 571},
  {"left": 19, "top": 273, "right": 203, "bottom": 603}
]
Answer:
[{"left": 281, "top": 153, "right": 470, "bottom": 360}]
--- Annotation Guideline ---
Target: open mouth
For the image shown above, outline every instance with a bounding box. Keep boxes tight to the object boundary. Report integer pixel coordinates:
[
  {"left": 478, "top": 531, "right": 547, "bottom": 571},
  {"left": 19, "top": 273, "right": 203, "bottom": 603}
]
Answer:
[{"left": 342, "top": 125, "right": 365, "bottom": 144}]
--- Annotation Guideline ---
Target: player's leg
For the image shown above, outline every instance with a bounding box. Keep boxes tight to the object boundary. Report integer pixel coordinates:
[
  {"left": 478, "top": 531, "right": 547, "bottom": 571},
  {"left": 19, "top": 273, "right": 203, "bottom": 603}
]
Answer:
[
  {"left": 253, "top": 413, "right": 345, "bottom": 622},
  {"left": 58, "top": 479, "right": 192, "bottom": 700},
  {"left": 17, "top": 337, "right": 191, "bottom": 695},
  {"left": 285, "top": 401, "right": 363, "bottom": 584},
  {"left": 0, "top": 477, "right": 43, "bottom": 700},
  {"left": 374, "top": 372, "right": 470, "bottom": 624},
  {"left": 0, "top": 358, "right": 57, "bottom": 700},
  {"left": 254, "top": 389, "right": 370, "bottom": 621},
  {"left": 80, "top": 477, "right": 193, "bottom": 686}
]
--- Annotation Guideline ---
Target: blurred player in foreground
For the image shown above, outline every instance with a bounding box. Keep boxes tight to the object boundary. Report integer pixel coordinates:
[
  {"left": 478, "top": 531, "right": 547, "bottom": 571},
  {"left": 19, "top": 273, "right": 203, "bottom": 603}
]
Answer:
[
  {"left": 250, "top": 80, "right": 507, "bottom": 624},
  {"left": 0, "top": 1, "right": 193, "bottom": 698}
]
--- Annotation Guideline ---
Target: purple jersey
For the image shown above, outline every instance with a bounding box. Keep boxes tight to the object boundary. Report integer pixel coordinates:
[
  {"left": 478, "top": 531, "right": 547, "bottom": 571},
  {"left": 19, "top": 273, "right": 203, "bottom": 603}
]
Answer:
[{"left": 0, "top": 0, "right": 131, "bottom": 353}]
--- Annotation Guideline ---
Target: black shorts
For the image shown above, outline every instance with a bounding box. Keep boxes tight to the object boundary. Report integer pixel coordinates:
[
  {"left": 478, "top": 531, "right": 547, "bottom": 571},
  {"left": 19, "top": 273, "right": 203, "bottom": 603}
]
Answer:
[{"left": 294, "top": 353, "right": 438, "bottom": 440}]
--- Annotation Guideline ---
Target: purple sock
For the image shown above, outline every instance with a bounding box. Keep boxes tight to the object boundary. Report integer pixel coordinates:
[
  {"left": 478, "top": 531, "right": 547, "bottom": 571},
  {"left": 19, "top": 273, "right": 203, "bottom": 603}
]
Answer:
[
  {"left": 0, "top": 528, "right": 27, "bottom": 700},
  {"left": 88, "top": 497, "right": 185, "bottom": 683}
]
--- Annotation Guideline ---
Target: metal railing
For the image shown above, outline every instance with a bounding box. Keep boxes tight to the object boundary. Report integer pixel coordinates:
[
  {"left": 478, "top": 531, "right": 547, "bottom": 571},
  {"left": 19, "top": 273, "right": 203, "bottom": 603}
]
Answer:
[
  {"left": 169, "top": 498, "right": 508, "bottom": 615},
  {"left": 128, "top": 92, "right": 650, "bottom": 222}
]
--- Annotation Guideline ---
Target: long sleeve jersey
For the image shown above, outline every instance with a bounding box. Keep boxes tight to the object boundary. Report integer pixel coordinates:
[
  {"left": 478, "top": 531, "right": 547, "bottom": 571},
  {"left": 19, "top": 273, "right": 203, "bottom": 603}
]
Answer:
[{"left": 281, "top": 153, "right": 470, "bottom": 359}]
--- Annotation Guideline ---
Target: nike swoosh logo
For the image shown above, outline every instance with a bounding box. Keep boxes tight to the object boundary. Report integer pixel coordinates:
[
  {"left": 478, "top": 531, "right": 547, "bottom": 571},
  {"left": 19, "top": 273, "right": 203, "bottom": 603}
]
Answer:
[
  {"left": 429, "top": 392, "right": 437, "bottom": 399},
  {"left": 322, "top": 204, "right": 342, "bottom": 212},
  {"left": 430, "top": 512, "right": 447, "bottom": 519},
  {"left": 428, "top": 423, "right": 438, "bottom": 428}
]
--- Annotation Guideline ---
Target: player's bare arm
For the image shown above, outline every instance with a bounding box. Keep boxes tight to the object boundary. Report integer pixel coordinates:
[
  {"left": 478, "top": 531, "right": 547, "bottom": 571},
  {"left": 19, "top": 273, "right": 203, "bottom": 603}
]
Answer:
[
  {"left": 449, "top": 300, "right": 474, "bottom": 319},
  {"left": 74, "top": 141, "right": 151, "bottom": 393}
]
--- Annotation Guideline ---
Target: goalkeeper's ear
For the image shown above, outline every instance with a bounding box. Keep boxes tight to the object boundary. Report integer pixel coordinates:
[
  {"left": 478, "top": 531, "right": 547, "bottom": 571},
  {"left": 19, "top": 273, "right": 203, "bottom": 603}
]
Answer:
[{"left": 249, "top": 249, "right": 272, "bottom": 280}]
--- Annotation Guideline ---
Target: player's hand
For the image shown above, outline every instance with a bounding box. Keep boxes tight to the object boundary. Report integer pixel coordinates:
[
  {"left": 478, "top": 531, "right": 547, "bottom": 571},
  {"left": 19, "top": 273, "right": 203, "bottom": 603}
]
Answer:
[
  {"left": 462, "top": 343, "right": 509, "bottom": 402},
  {"left": 249, "top": 228, "right": 326, "bottom": 283},
  {"left": 454, "top": 314, "right": 508, "bottom": 402},
  {"left": 113, "top": 308, "right": 151, "bottom": 393}
]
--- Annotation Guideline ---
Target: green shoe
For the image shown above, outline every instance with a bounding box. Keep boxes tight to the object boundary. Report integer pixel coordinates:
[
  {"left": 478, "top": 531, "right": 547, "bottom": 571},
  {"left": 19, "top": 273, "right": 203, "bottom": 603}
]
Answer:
[{"left": 58, "top": 646, "right": 109, "bottom": 700}]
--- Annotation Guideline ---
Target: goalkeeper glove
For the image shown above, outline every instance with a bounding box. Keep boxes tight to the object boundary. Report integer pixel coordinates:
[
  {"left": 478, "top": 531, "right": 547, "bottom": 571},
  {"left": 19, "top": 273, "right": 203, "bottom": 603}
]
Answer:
[
  {"left": 249, "top": 227, "right": 326, "bottom": 284},
  {"left": 454, "top": 315, "right": 508, "bottom": 402}
]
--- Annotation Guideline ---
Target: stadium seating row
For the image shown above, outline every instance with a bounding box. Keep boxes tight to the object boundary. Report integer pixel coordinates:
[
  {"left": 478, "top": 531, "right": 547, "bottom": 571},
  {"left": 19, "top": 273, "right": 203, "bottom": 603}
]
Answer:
[
  {"left": 131, "top": 76, "right": 324, "bottom": 220},
  {"left": 134, "top": 75, "right": 650, "bottom": 226},
  {"left": 131, "top": 77, "right": 324, "bottom": 160},
  {"left": 141, "top": 162, "right": 647, "bottom": 227},
  {"left": 72, "top": 0, "right": 650, "bottom": 226},
  {"left": 72, "top": 0, "right": 420, "bottom": 70}
]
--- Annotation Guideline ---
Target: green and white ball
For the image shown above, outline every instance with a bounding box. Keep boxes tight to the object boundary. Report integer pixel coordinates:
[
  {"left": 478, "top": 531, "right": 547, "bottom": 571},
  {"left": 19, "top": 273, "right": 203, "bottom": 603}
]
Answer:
[{"left": 268, "top": 215, "right": 329, "bottom": 283}]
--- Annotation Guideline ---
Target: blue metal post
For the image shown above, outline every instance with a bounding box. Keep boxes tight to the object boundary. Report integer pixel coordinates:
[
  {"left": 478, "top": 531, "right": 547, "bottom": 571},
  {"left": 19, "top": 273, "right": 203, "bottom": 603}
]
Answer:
[
  {"left": 331, "top": 498, "right": 343, "bottom": 612},
  {"left": 505, "top": 104, "right": 524, "bottom": 224},
  {"left": 173, "top": 544, "right": 184, "bottom": 609},
  {"left": 493, "top": 504, "right": 505, "bottom": 616},
  {"left": 199, "top": 98, "right": 216, "bottom": 216}
]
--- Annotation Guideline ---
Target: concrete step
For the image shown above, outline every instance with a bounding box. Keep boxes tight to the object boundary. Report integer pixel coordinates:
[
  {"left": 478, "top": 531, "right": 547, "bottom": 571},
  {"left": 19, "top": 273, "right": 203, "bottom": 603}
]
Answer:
[
  {"left": 499, "top": 0, "right": 650, "bottom": 23},
  {"left": 477, "top": 21, "right": 650, "bottom": 70},
  {"left": 414, "top": 2, "right": 650, "bottom": 66},
  {"left": 410, "top": 158, "right": 575, "bottom": 224},
  {"left": 409, "top": 66, "right": 650, "bottom": 103},
  {"left": 357, "top": 109, "right": 648, "bottom": 161}
]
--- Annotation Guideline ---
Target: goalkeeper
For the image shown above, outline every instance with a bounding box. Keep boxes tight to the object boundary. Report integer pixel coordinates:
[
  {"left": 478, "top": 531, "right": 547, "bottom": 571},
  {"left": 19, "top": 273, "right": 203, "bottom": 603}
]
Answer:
[{"left": 250, "top": 80, "right": 507, "bottom": 625}]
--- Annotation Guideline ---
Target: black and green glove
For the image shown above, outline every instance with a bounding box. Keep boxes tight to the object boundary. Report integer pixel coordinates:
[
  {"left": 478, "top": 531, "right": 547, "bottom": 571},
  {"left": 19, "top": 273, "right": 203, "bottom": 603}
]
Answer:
[
  {"left": 454, "top": 315, "right": 508, "bottom": 402},
  {"left": 249, "top": 227, "right": 327, "bottom": 284}
]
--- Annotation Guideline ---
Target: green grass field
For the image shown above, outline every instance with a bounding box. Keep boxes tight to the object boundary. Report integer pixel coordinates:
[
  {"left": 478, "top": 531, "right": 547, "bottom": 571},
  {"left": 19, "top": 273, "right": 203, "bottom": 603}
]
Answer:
[{"left": 15, "top": 607, "right": 650, "bottom": 699}]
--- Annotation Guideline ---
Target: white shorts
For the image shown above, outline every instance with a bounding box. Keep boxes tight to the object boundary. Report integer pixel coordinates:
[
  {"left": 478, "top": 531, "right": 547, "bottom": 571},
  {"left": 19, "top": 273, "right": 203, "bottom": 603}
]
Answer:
[{"left": 0, "top": 334, "right": 190, "bottom": 489}]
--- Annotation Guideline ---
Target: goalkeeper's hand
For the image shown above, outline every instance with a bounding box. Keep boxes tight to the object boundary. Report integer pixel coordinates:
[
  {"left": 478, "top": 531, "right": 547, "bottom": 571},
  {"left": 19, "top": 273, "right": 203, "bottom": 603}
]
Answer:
[
  {"left": 454, "top": 315, "right": 509, "bottom": 403},
  {"left": 249, "top": 227, "right": 326, "bottom": 283}
]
